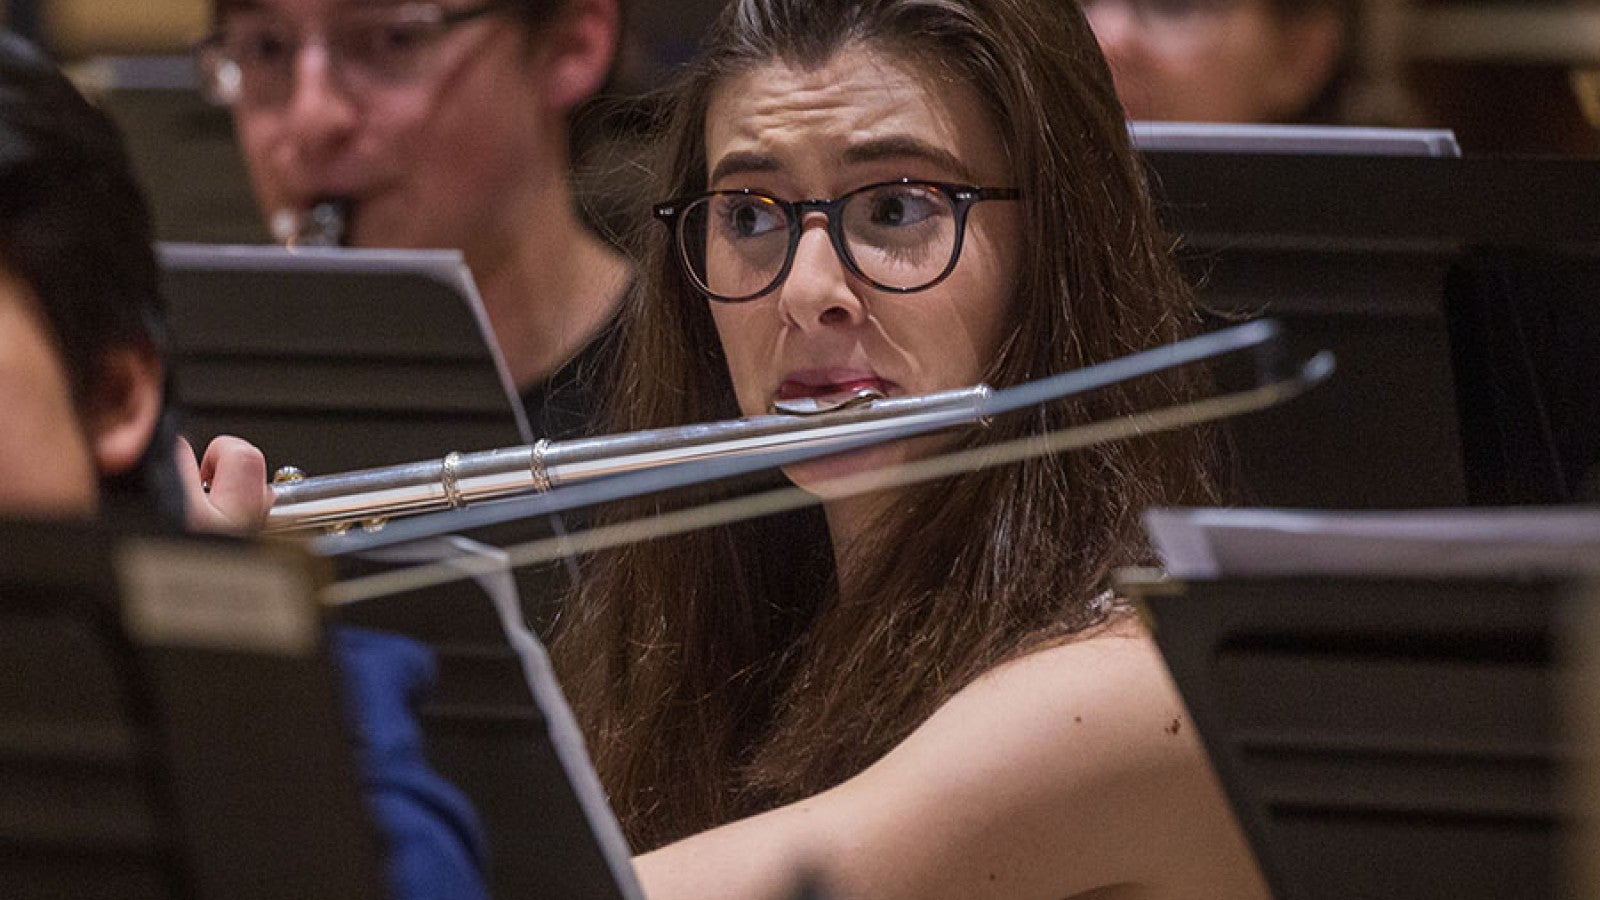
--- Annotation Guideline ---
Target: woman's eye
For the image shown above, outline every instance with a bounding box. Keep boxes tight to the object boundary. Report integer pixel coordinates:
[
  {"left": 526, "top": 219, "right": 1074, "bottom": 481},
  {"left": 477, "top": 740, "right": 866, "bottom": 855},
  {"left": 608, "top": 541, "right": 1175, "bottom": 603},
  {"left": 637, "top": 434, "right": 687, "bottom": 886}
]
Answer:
[
  {"left": 719, "top": 199, "right": 784, "bottom": 239},
  {"left": 865, "top": 188, "right": 942, "bottom": 228}
]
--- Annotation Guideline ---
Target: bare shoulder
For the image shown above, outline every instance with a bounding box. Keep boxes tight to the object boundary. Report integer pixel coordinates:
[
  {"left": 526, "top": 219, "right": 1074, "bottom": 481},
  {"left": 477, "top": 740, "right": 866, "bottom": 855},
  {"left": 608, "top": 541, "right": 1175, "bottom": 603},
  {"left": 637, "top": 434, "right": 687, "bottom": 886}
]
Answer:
[
  {"left": 865, "top": 614, "right": 1205, "bottom": 812},
  {"left": 634, "top": 614, "right": 1270, "bottom": 900},
  {"left": 937, "top": 614, "right": 1183, "bottom": 735},
  {"left": 824, "top": 613, "right": 1270, "bottom": 900}
]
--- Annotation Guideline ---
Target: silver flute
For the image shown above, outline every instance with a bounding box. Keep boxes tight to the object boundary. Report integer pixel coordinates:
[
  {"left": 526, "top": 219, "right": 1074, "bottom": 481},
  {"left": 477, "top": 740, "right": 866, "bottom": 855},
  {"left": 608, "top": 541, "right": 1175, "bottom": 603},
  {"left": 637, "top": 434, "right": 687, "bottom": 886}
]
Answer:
[{"left": 267, "top": 386, "right": 992, "bottom": 532}]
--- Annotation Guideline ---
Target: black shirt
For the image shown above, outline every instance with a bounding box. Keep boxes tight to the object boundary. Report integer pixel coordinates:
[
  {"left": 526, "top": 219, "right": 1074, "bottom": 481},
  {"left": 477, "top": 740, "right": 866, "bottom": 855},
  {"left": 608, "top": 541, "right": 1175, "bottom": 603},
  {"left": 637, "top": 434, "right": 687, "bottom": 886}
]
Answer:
[
  {"left": 517, "top": 310, "right": 622, "bottom": 442},
  {"left": 507, "top": 307, "right": 624, "bottom": 635}
]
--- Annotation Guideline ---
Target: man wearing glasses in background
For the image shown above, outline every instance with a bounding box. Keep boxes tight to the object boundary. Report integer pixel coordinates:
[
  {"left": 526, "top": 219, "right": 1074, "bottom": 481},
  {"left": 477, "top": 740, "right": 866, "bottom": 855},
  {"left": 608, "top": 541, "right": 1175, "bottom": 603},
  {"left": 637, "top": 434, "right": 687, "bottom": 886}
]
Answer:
[{"left": 195, "top": 0, "right": 630, "bottom": 440}]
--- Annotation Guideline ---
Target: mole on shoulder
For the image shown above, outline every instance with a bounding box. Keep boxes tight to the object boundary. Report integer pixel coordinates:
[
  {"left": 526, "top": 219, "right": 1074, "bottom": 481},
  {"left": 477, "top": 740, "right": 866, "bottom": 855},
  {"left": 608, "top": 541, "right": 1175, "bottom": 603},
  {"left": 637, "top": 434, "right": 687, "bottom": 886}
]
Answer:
[{"left": 1164, "top": 718, "right": 1181, "bottom": 735}]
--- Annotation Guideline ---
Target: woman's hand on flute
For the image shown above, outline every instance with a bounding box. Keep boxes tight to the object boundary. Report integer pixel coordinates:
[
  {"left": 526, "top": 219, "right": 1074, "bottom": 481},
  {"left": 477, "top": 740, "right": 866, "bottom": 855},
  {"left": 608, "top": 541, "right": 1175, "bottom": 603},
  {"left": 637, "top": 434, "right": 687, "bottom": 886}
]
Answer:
[{"left": 177, "top": 435, "right": 273, "bottom": 535}]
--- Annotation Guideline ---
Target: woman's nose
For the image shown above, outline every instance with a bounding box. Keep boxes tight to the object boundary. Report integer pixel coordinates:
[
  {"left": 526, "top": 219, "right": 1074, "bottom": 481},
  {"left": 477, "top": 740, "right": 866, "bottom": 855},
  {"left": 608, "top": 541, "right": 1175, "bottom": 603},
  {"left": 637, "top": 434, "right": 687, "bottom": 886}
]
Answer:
[{"left": 777, "top": 220, "right": 866, "bottom": 329}]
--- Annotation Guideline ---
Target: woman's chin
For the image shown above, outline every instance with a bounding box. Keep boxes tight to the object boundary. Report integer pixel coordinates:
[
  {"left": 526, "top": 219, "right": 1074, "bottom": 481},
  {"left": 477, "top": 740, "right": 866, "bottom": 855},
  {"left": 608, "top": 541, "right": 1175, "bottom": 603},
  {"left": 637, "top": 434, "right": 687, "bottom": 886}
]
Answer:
[{"left": 781, "top": 446, "right": 909, "bottom": 500}]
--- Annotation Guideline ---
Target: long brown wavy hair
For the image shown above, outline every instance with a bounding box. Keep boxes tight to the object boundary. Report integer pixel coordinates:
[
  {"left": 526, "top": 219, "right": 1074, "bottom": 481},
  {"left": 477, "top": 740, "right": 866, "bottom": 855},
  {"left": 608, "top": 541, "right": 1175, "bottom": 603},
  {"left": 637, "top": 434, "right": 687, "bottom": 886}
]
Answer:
[{"left": 551, "top": 0, "right": 1219, "bottom": 852}]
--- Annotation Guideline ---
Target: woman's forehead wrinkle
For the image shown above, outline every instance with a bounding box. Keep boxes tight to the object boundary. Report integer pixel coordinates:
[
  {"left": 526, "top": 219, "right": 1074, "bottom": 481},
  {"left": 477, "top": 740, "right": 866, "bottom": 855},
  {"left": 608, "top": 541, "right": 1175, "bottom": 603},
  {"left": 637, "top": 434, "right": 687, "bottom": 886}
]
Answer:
[
  {"left": 728, "top": 82, "right": 907, "bottom": 143},
  {"left": 708, "top": 55, "right": 960, "bottom": 182}
]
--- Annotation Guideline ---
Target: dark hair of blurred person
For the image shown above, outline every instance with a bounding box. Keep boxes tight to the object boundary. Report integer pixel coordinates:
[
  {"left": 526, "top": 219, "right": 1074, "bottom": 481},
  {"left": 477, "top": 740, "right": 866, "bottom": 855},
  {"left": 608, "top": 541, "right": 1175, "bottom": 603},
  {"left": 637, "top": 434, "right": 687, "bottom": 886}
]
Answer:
[
  {"left": 0, "top": 32, "right": 489, "bottom": 900},
  {"left": 0, "top": 29, "right": 183, "bottom": 521}
]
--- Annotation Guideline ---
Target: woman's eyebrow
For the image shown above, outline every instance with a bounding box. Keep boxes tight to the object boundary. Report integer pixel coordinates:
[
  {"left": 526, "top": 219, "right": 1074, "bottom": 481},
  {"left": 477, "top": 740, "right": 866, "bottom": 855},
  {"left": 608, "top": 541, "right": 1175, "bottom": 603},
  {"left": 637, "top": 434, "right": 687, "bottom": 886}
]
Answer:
[
  {"left": 708, "top": 152, "right": 781, "bottom": 185},
  {"left": 841, "top": 137, "right": 978, "bottom": 183},
  {"left": 708, "top": 137, "right": 979, "bottom": 187}
]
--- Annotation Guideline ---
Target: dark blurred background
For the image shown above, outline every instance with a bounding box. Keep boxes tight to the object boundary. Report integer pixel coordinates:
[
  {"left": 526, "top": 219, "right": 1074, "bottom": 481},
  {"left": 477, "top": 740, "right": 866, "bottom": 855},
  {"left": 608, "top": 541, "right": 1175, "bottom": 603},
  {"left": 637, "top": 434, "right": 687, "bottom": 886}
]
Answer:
[{"left": 3, "top": 0, "right": 1594, "bottom": 245}]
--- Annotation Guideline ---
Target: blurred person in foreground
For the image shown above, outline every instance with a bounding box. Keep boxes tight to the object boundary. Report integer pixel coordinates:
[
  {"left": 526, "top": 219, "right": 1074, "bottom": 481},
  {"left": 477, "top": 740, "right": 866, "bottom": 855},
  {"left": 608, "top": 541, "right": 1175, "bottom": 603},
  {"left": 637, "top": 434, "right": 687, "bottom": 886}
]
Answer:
[
  {"left": 1082, "top": 0, "right": 1349, "bottom": 123},
  {"left": 0, "top": 30, "right": 487, "bottom": 900},
  {"left": 196, "top": 0, "right": 631, "bottom": 438}
]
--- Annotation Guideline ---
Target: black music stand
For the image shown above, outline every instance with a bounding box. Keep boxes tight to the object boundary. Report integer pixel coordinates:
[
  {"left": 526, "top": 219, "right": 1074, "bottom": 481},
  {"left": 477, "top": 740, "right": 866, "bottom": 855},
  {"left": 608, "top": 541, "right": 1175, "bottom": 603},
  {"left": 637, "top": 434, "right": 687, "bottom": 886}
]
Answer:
[
  {"left": 158, "top": 247, "right": 637, "bottom": 895},
  {"left": 0, "top": 518, "right": 385, "bottom": 900},
  {"left": 330, "top": 539, "right": 647, "bottom": 900},
  {"left": 1142, "top": 149, "right": 1600, "bottom": 509},
  {"left": 1446, "top": 248, "right": 1600, "bottom": 504},
  {"left": 159, "top": 242, "right": 589, "bottom": 640},
  {"left": 1127, "top": 507, "right": 1600, "bottom": 900},
  {"left": 1133, "top": 573, "right": 1567, "bottom": 900},
  {"left": 158, "top": 244, "right": 532, "bottom": 477}
]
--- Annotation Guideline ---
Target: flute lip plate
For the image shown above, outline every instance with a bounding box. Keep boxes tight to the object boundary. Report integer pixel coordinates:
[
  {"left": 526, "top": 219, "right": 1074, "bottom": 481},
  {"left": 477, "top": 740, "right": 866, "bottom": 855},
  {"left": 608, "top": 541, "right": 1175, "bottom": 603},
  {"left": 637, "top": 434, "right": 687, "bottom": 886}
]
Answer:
[{"left": 771, "top": 388, "right": 887, "bottom": 416}]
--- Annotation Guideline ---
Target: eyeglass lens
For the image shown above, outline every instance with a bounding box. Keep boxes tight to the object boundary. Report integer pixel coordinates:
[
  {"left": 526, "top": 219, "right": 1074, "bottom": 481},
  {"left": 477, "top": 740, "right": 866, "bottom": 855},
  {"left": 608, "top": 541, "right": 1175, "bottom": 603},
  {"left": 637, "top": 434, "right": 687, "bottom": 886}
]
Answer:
[
  {"left": 679, "top": 183, "right": 961, "bottom": 300},
  {"left": 203, "top": 5, "right": 453, "bottom": 106}
]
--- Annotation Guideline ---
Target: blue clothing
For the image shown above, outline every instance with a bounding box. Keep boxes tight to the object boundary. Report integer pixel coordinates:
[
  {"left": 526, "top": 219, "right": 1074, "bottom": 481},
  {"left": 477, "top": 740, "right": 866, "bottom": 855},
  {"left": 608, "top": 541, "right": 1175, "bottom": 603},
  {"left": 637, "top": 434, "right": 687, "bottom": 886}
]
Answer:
[{"left": 331, "top": 627, "right": 491, "bottom": 900}]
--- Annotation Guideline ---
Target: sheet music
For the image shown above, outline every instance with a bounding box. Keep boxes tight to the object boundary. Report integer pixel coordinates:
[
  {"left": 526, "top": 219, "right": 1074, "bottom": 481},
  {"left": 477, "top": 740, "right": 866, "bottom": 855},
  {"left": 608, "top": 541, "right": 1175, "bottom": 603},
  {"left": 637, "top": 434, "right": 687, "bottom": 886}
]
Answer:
[
  {"left": 1128, "top": 122, "right": 1461, "bottom": 157},
  {"left": 1146, "top": 507, "right": 1600, "bottom": 579}
]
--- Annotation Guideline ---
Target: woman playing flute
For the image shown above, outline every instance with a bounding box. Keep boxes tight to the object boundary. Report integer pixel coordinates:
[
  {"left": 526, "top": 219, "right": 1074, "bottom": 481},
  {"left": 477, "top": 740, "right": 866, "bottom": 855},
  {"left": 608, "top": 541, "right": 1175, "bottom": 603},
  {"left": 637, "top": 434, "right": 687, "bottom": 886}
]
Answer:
[{"left": 552, "top": 1, "right": 1271, "bottom": 897}]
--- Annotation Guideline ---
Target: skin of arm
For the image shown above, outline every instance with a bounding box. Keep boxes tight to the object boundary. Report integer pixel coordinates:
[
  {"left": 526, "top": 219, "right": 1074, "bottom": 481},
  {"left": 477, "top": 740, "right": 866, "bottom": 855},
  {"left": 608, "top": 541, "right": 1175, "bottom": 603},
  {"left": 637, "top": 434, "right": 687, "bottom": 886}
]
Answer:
[{"left": 633, "top": 617, "right": 1269, "bottom": 900}]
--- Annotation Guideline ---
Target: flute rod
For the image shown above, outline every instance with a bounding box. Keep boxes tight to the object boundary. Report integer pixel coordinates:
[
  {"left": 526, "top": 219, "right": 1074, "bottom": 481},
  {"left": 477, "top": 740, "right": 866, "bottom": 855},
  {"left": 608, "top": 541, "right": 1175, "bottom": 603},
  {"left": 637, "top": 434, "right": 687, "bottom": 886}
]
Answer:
[
  {"left": 268, "top": 385, "right": 992, "bottom": 532},
  {"left": 322, "top": 348, "right": 1334, "bottom": 606},
  {"left": 312, "top": 319, "right": 1308, "bottom": 560}
]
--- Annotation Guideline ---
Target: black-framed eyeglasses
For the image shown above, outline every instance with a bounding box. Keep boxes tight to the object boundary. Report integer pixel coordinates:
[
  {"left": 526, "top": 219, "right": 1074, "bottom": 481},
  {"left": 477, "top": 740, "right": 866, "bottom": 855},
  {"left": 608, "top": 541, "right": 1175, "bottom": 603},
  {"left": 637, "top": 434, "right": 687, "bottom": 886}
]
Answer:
[
  {"left": 653, "top": 179, "right": 1021, "bottom": 303},
  {"left": 193, "top": 0, "right": 513, "bottom": 107}
]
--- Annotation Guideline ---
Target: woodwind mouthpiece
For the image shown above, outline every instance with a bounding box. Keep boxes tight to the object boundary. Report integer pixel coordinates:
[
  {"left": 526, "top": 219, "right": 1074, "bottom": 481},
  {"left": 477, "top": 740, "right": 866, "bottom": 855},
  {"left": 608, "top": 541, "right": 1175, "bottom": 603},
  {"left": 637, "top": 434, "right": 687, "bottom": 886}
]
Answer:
[
  {"left": 771, "top": 387, "right": 886, "bottom": 416},
  {"left": 273, "top": 197, "right": 352, "bottom": 248}
]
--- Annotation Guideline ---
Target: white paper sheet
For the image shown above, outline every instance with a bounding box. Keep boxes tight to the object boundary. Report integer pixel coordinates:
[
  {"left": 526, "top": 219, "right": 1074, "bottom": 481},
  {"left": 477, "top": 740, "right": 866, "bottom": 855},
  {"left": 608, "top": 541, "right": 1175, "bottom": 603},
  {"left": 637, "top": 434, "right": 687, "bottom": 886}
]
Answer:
[{"left": 1145, "top": 507, "right": 1600, "bottom": 579}]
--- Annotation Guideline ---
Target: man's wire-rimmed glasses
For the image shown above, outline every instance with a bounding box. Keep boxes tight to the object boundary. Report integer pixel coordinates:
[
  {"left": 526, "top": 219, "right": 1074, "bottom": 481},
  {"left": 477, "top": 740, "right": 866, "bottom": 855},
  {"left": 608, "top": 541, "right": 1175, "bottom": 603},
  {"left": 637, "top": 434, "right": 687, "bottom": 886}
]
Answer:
[
  {"left": 194, "top": 0, "right": 513, "bottom": 107},
  {"left": 654, "top": 179, "right": 1021, "bottom": 303}
]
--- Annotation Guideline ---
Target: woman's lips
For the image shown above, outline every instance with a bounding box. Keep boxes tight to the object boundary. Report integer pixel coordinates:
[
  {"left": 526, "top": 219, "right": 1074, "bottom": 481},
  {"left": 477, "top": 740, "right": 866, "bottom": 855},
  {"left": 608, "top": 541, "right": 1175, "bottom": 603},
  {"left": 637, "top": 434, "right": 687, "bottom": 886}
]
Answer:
[{"left": 776, "top": 372, "right": 894, "bottom": 401}]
